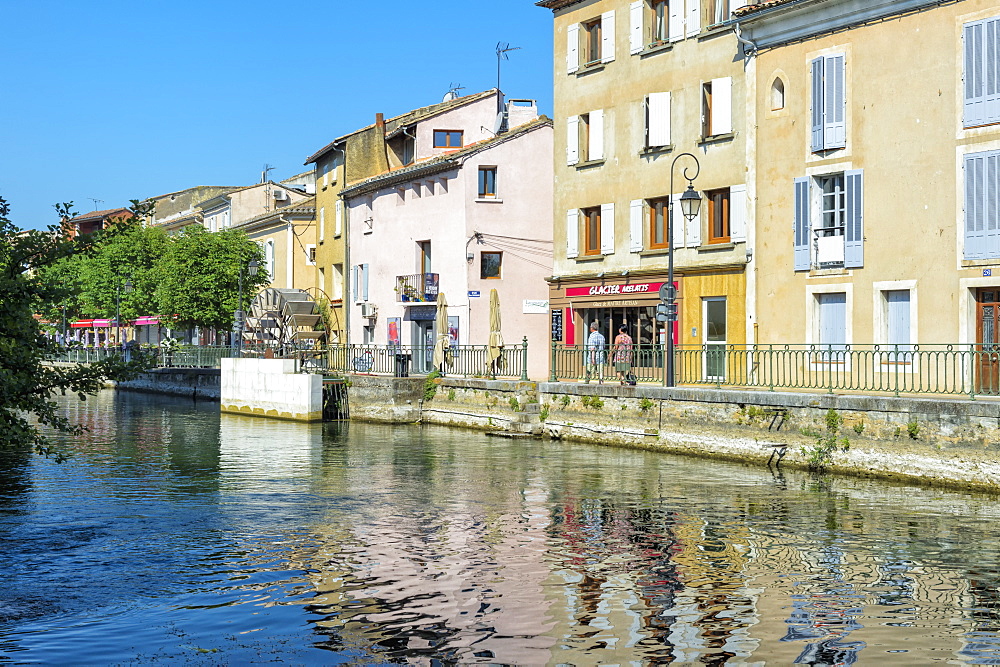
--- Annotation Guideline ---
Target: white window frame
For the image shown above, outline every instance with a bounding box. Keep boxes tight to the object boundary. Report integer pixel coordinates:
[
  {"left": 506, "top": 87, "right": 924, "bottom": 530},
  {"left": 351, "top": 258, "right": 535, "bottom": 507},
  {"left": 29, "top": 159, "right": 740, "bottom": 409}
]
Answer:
[
  {"left": 806, "top": 283, "right": 852, "bottom": 371},
  {"left": 873, "top": 281, "right": 918, "bottom": 372},
  {"left": 264, "top": 240, "right": 275, "bottom": 282},
  {"left": 305, "top": 244, "right": 316, "bottom": 266}
]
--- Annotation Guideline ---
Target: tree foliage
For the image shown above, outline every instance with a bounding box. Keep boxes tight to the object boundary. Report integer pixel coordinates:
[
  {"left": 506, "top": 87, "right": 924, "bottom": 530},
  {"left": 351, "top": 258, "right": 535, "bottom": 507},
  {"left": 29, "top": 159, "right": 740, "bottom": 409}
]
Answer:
[
  {"left": 76, "top": 220, "right": 169, "bottom": 321},
  {"left": 0, "top": 198, "right": 143, "bottom": 457},
  {"left": 156, "top": 226, "right": 266, "bottom": 331}
]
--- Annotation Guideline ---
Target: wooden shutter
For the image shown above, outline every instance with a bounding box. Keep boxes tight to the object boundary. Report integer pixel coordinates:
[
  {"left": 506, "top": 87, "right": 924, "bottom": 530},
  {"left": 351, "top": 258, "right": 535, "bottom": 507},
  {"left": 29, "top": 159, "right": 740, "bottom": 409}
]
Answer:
[
  {"left": 818, "top": 293, "right": 847, "bottom": 348},
  {"left": 729, "top": 184, "right": 747, "bottom": 243},
  {"left": 844, "top": 169, "right": 863, "bottom": 268},
  {"left": 965, "top": 152, "right": 985, "bottom": 260},
  {"left": 352, "top": 265, "right": 359, "bottom": 302},
  {"left": 630, "top": 199, "right": 644, "bottom": 252},
  {"left": 988, "top": 153, "right": 1000, "bottom": 259},
  {"left": 824, "top": 54, "right": 846, "bottom": 149},
  {"left": 886, "top": 291, "right": 911, "bottom": 349},
  {"left": 711, "top": 77, "right": 732, "bottom": 135},
  {"left": 669, "top": 0, "right": 684, "bottom": 42},
  {"left": 589, "top": 109, "right": 604, "bottom": 161},
  {"left": 794, "top": 177, "right": 810, "bottom": 271},
  {"left": 601, "top": 10, "right": 616, "bottom": 63},
  {"left": 810, "top": 57, "right": 824, "bottom": 152},
  {"left": 567, "top": 23, "right": 580, "bottom": 74},
  {"left": 601, "top": 202, "right": 615, "bottom": 254},
  {"left": 362, "top": 264, "right": 369, "bottom": 302},
  {"left": 963, "top": 19, "right": 1000, "bottom": 128},
  {"left": 566, "top": 115, "right": 579, "bottom": 165},
  {"left": 319, "top": 206, "right": 326, "bottom": 240},
  {"left": 647, "top": 92, "right": 671, "bottom": 147},
  {"left": 630, "top": 1, "right": 644, "bottom": 54},
  {"left": 685, "top": 198, "right": 702, "bottom": 247},
  {"left": 671, "top": 195, "right": 685, "bottom": 248},
  {"left": 686, "top": 0, "right": 700, "bottom": 37},
  {"left": 335, "top": 200, "right": 343, "bottom": 236},
  {"left": 566, "top": 209, "right": 580, "bottom": 258}
]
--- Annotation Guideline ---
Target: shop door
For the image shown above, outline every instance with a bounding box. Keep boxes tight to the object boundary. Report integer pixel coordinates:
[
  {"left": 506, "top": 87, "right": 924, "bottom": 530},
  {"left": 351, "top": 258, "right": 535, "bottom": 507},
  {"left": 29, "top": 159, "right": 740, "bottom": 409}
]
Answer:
[
  {"left": 976, "top": 289, "right": 1000, "bottom": 395},
  {"left": 412, "top": 321, "right": 434, "bottom": 374},
  {"left": 704, "top": 297, "right": 727, "bottom": 380}
]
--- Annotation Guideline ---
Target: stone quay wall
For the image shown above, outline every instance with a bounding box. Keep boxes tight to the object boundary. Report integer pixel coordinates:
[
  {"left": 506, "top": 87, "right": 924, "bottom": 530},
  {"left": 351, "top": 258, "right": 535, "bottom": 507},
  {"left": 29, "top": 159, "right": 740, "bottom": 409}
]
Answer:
[
  {"left": 345, "top": 373, "right": 1000, "bottom": 493},
  {"left": 117, "top": 368, "right": 221, "bottom": 400}
]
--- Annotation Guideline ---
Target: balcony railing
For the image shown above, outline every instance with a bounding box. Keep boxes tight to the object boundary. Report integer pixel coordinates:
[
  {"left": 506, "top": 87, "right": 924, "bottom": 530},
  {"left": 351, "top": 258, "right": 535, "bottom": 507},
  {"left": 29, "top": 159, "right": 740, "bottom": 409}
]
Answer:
[{"left": 395, "top": 273, "right": 439, "bottom": 303}]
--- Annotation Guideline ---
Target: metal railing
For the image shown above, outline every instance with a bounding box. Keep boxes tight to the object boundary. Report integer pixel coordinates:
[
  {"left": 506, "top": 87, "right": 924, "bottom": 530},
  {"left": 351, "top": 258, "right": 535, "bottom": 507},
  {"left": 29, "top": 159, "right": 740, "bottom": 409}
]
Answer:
[
  {"left": 550, "top": 343, "right": 1000, "bottom": 398},
  {"left": 394, "top": 272, "right": 440, "bottom": 303},
  {"left": 324, "top": 340, "right": 529, "bottom": 380},
  {"left": 50, "top": 345, "right": 238, "bottom": 369}
]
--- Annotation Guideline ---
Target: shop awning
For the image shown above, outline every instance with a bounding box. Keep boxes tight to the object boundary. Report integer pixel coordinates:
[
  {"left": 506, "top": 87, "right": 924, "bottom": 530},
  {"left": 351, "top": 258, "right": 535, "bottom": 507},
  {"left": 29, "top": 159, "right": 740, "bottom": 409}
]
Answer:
[
  {"left": 92, "top": 319, "right": 113, "bottom": 327},
  {"left": 70, "top": 319, "right": 95, "bottom": 329},
  {"left": 134, "top": 316, "right": 161, "bottom": 326}
]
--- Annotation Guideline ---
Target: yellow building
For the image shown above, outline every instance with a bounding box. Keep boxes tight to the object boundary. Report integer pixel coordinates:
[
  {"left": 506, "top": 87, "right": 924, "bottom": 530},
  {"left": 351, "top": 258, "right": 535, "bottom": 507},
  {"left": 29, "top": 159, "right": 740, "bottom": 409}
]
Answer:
[
  {"left": 539, "top": 0, "right": 752, "bottom": 375},
  {"left": 230, "top": 195, "right": 316, "bottom": 293},
  {"left": 304, "top": 90, "right": 500, "bottom": 344},
  {"left": 739, "top": 0, "right": 1000, "bottom": 394}
]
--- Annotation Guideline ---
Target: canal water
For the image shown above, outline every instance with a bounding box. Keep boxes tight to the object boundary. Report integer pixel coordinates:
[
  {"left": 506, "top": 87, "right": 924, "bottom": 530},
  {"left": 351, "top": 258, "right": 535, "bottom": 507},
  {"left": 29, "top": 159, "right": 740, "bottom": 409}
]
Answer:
[{"left": 3, "top": 392, "right": 1000, "bottom": 664}]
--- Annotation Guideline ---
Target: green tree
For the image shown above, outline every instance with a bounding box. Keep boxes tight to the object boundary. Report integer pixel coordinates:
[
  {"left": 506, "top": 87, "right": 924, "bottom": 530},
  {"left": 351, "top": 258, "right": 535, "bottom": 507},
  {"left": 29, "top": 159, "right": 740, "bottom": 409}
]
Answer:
[
  {"left": 0, "top": 197, "right": 141, "bottom": 457},
  {"left": 76, "top": 219, "right": 168, "bottom": 321},
  {"left": 156, "top": 226, "right": 266, "bottom": 331}
]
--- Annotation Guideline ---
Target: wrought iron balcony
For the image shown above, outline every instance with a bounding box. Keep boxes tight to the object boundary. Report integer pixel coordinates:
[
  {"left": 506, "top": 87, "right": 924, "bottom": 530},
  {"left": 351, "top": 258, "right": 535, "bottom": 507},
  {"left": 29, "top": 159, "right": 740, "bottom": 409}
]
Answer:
[{"left": 395, "top": 273, "right": 439, "bottom": 303}]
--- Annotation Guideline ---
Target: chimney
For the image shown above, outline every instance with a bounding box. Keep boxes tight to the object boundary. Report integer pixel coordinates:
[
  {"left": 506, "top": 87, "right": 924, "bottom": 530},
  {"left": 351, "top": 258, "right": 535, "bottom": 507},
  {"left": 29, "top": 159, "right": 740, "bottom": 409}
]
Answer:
[{"left": 375, "top": 113, "right": 385, "bottom": 133}]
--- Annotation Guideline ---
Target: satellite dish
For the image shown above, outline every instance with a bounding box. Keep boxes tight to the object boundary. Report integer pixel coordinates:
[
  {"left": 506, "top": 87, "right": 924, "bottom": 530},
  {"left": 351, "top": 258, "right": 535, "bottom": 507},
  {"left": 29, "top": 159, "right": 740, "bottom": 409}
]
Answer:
[
  {"left": 493, "top": 111, "right": 506, "bottom": 135},
  {"left": 442, "top": 90, "right": 457, "bottom": 103}
]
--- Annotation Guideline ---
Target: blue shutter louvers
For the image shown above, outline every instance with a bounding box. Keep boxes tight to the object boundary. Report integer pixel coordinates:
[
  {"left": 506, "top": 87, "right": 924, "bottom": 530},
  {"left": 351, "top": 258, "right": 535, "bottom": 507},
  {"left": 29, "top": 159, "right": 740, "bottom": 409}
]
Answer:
[
  {"left": 964, "top": 18, "right": 1000, "bottom": 128},
  {"left": 844, "top": 169, "right": 864, "bottom": 268},
  {"left": 812, "top": 54, "right": 846, "bottom": 151},
  {"left": 794, "top": 177, "right": 810, "bottom": 271},
  {"left": 811, "top": 57, "right": 824, "bottom": 152}
]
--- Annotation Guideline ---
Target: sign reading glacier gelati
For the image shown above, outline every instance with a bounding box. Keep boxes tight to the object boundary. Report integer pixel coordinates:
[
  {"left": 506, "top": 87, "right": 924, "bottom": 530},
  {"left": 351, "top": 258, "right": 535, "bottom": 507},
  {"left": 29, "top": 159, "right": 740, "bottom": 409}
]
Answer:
[{"left": 565, "top": 282, "right": 665, "bottom": 298}]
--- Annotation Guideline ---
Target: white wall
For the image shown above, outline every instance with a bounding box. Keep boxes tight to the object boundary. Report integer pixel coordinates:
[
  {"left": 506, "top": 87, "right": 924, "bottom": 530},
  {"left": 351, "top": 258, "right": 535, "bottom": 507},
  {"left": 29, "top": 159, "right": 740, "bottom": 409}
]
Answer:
[{"left": 220, "top": 358, "right": 323, "bottom": 421}]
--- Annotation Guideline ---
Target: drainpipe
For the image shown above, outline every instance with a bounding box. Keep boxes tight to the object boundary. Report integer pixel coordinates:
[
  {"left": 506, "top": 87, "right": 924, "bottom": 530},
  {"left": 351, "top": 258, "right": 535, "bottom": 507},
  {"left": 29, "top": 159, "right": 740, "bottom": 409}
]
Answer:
[
  {"left": 734, "top": 22, "right": 757, "bottom": 58},
  {"left": 283, "top": 216, "right": 293, "bottom": 289}
]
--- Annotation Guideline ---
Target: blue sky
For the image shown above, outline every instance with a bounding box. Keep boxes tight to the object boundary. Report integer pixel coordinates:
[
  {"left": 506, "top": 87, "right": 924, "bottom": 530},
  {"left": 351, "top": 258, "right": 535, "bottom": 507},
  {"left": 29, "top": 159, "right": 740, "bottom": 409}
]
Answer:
[{"left": 0, "top": 1, "right": 553, "bottom": 229}]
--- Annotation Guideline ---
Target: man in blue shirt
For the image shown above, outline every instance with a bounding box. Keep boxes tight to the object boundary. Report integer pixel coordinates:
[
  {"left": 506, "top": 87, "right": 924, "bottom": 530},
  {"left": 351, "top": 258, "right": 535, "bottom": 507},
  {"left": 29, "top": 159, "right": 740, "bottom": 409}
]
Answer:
[{"left": 585, "top": 320, "right": 606, "bottom": 384}]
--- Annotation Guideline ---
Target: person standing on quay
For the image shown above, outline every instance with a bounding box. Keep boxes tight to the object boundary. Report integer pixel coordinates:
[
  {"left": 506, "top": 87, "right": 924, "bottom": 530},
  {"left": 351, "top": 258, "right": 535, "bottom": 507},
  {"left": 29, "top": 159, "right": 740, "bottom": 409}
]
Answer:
[
  {"left": 612, "top": 324, "right": 633, "bottom": 385},
  {"left": 585, "top": 321, "right": 606, "bottom": 384}
]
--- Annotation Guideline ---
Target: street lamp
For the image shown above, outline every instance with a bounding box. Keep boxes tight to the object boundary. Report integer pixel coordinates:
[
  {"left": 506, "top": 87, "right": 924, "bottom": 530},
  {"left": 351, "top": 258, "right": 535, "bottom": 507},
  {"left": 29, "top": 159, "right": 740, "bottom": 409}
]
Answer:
[
  {"left": 665, "top": 153, "right": 702, "bottom": 388},
  {"left": 235, "top": 259, "right": 260, "bottom": 357},
  {"left": 116, "top": 276, "right": 133, "bottom": 353}
]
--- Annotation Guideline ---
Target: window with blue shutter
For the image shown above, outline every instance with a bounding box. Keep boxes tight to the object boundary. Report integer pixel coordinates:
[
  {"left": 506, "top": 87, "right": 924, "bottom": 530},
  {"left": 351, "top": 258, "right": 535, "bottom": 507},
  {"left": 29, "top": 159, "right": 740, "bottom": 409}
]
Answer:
[
  {"left": 886, "top": 290, "right": 912, "bottom": 352},
  {"left": 964, "top": 17, "right": 1000, "bottom": 128},
  {"left": 964, "top": 150, "right": 1000, "bottom": 260},
  {"left": 844, "top": 169, "right": 863, "bottom": 268},
  {"left": 817, "top": 292, "right": 847, "bottom": 354},
  {"left": 810, "top": 54, "right": 846, "bottom": 152},
  {"left": 793, "top": 177, "right": 810, "bottom": 271}
]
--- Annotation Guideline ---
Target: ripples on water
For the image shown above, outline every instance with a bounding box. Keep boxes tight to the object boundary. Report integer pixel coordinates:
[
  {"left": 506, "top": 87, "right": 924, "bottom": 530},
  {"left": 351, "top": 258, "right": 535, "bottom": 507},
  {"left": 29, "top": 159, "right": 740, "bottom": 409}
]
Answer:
[{"left": 2, "top": 391, "right": 1000, "bottom": 664}]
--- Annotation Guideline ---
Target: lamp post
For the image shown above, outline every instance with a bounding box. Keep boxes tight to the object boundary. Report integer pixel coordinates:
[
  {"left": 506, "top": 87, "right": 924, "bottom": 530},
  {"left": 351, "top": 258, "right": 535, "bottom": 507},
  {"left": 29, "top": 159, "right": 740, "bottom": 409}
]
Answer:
[
  {"left": 665, "top": 153, "right": 702, "bottom": 388},
  {"left": 235, "top": 259, "right": 260, "bottom": 357},
  {"left": 61, "top": 304, "right": 67, "bottom": 347},
  {"left": 116, "top": 276, "right": 133, "bottom": 353}
]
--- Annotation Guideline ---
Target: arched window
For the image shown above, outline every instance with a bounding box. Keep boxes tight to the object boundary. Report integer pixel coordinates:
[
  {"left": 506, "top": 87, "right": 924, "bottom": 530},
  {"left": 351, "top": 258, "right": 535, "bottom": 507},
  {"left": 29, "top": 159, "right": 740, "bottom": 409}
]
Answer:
[
  {"left": 771, "top": 77, "right": 785, "bottom": 111},
  {"left": 264, "top": 240, "right": 275, "bottom": 281}
]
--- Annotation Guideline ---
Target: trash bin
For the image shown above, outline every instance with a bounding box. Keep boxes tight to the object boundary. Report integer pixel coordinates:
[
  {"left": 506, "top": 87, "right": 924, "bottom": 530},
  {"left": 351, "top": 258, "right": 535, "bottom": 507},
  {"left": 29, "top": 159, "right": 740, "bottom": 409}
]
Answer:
[{"left": 394, "top": 353, "right": 411, "bottom": 378}]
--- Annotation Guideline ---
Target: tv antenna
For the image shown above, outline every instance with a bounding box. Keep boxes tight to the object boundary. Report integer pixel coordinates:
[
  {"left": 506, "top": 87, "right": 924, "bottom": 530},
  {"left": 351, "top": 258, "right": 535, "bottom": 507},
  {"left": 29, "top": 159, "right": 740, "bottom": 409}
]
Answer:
[
  {"left": 496, "top": 42, "right": 521, "bottom": 96},
  {"left": 261, "top": 164, "right": 274, "bottom": 184},
  {"left": 443, "top": 82, "right": 465, "bottom": 102},
  {"left": 88, "top": 198, "right": 104, "bottom": 211}
]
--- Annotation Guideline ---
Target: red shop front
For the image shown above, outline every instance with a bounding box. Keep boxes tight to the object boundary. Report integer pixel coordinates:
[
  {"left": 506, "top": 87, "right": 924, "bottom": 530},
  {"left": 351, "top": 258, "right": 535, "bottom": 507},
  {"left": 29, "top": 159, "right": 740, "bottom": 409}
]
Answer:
[{"left": 548, "top": 276, "right": 679, "bottom": 347}]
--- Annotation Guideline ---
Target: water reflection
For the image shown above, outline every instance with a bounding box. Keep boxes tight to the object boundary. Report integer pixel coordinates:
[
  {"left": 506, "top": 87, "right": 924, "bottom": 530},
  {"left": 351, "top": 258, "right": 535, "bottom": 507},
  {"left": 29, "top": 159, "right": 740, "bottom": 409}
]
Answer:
[{"left": 4, "top": 391, "right": 1000, "bottom": 664}]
